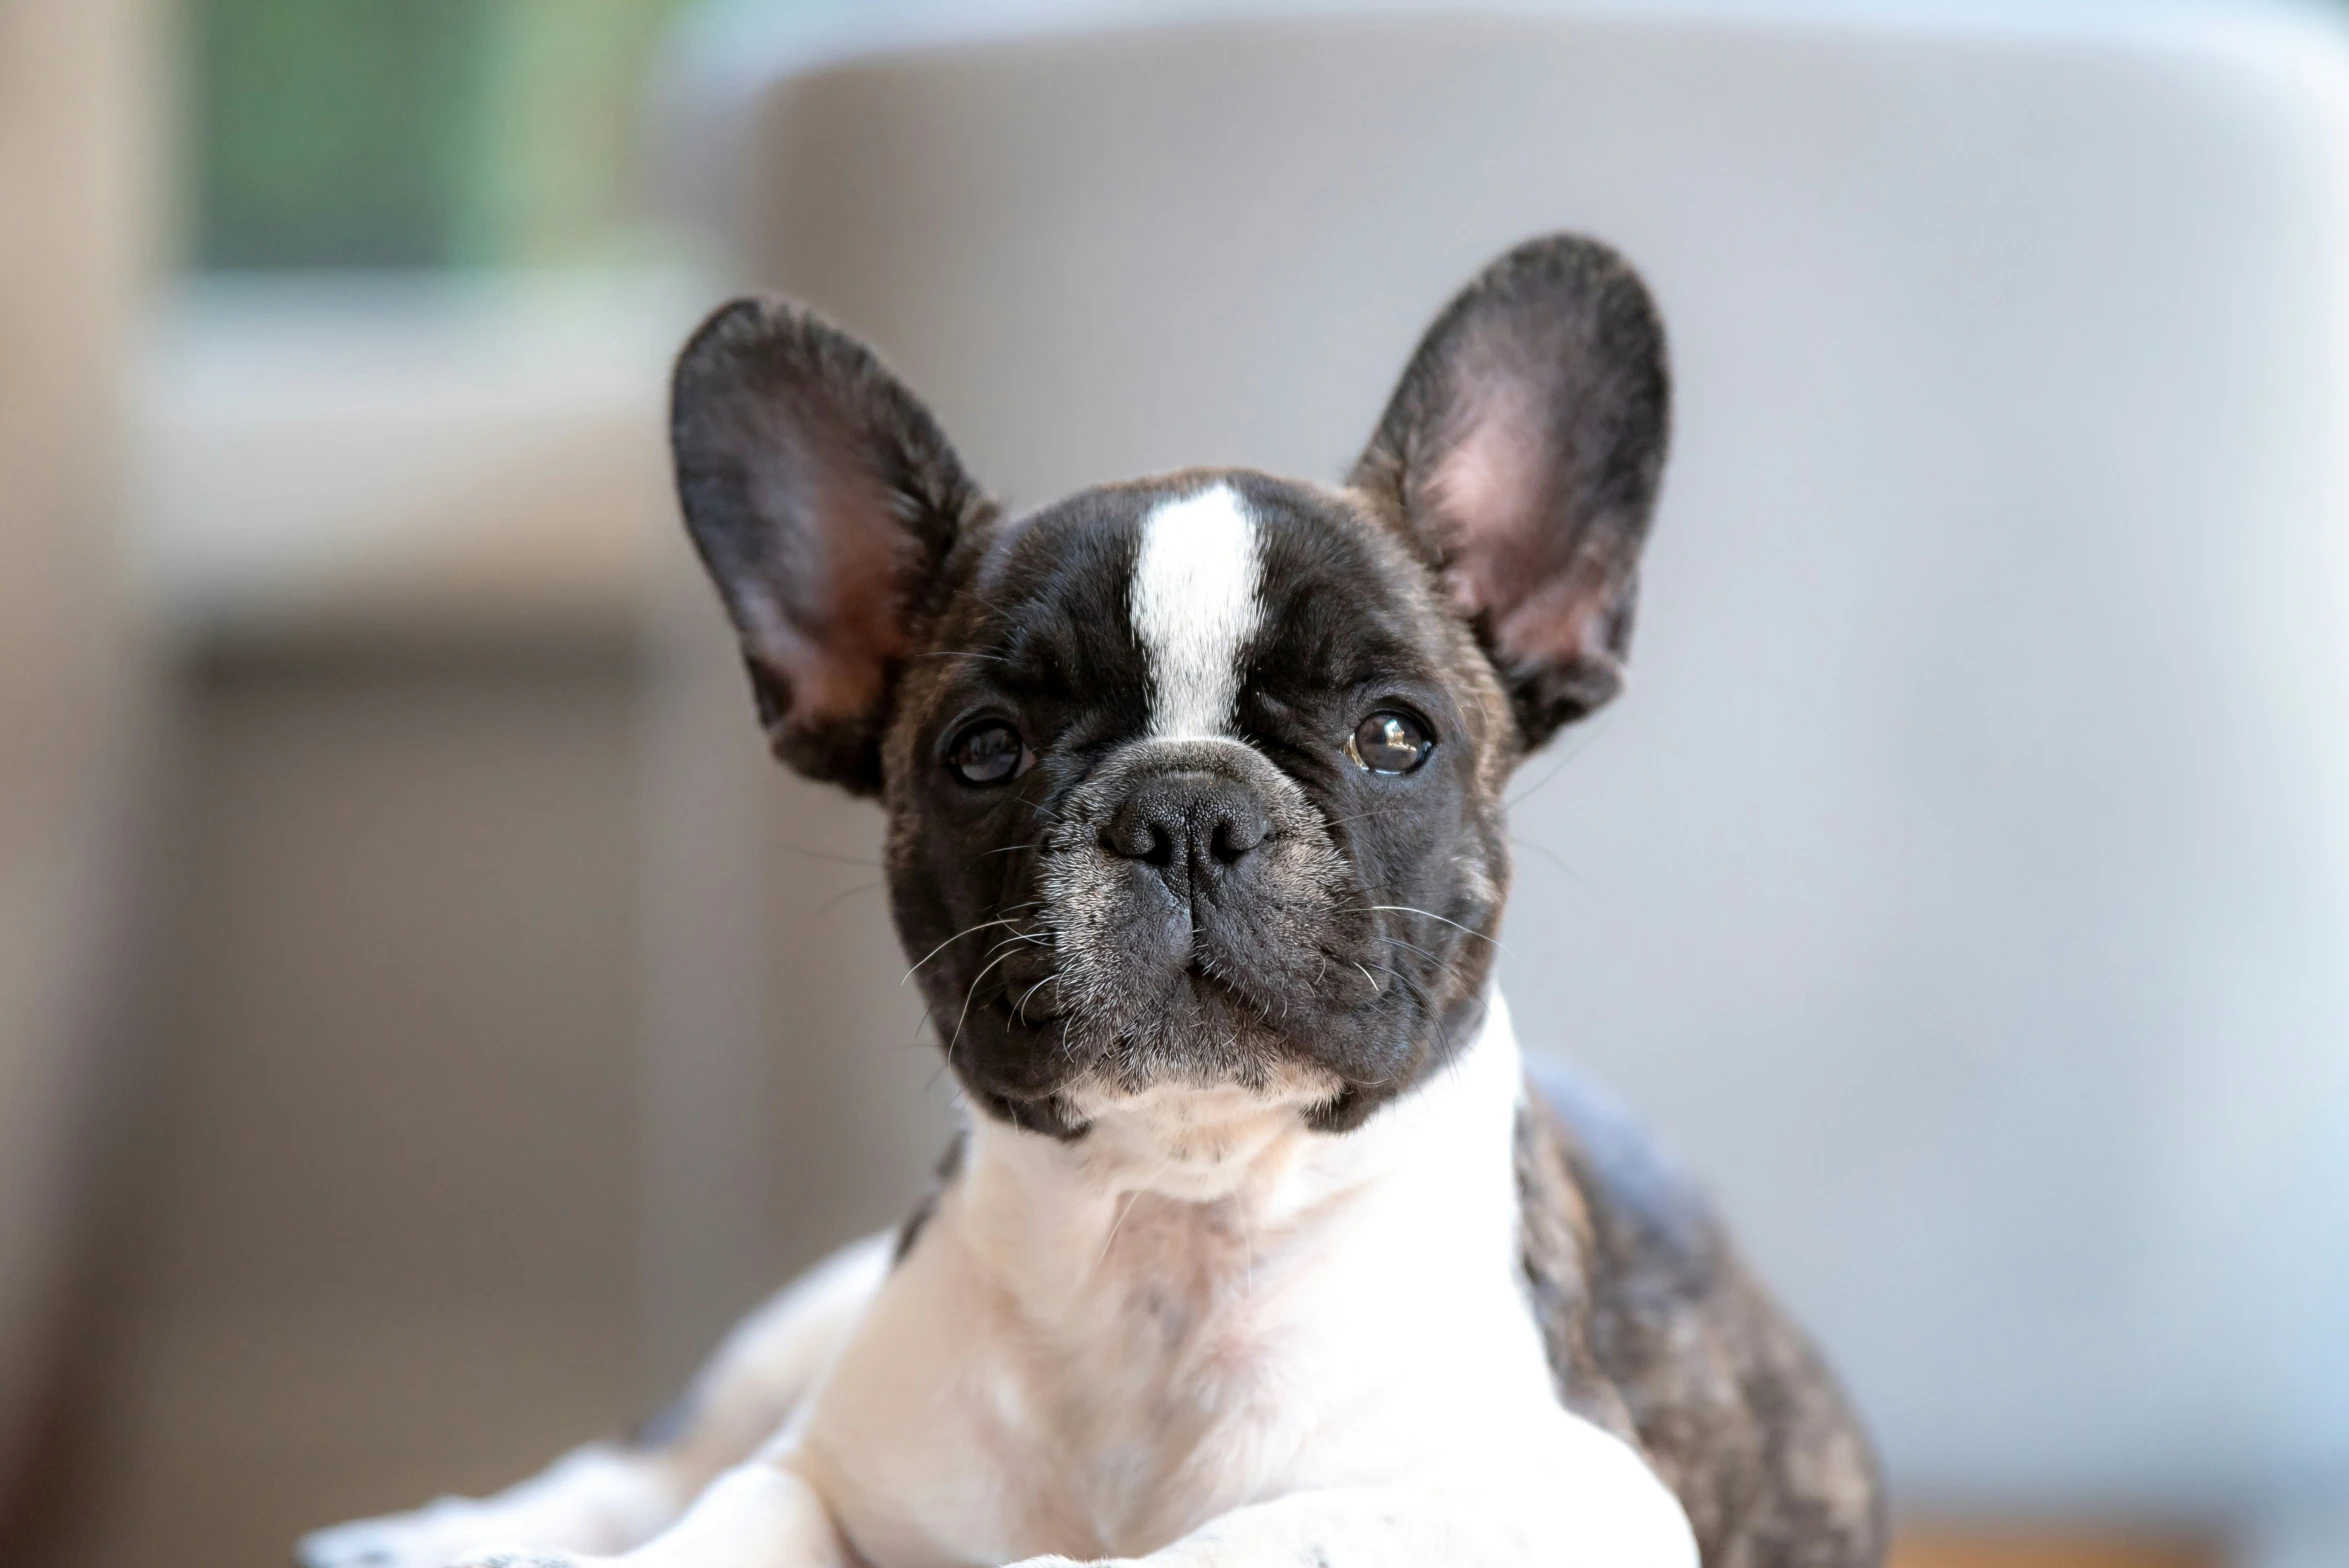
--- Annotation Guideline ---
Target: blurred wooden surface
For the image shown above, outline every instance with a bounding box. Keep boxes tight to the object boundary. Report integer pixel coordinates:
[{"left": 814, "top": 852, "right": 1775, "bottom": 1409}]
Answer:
[{"left": 1892, "top": 1527, "right": 2217, "bottom": 1568}]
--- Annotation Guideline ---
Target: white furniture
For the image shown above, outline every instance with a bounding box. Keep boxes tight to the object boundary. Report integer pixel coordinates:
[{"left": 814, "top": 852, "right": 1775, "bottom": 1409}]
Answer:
[{"left": 649, "top": 4, "right": 2349, "bottom": 1560}]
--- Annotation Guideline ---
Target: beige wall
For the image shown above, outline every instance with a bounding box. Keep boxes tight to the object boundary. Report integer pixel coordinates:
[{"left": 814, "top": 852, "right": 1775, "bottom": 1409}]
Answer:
[
  {"left": 0, "top": 0, "right": 159, "bottom": 1500},
  {"left": 0, "top": 1, "right": 153, "bottom": 822}
]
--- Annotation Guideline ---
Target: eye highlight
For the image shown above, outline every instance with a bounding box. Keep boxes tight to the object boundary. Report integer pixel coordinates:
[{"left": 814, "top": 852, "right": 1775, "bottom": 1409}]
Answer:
[
  {"left": 946, "top": 721, "right": 1029, "bottom": 785},
  {"left": 1347, "top": 711, "right": 1435, "bottom": 774}
]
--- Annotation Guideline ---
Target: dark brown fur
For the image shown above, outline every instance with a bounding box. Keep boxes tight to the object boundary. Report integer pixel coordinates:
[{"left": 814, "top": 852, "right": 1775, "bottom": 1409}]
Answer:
[{"left": 1516, "top": 1065, "right": 1887, "bottom": 1568}]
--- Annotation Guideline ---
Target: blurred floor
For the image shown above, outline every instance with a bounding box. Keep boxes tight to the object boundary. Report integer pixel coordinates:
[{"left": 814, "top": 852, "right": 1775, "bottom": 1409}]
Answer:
[
  {"left": 1891, "top": 1533, "right": 2216, "bottom": 1568},
  {"left": 14, "top": 635, "right": 647, "bottom": 1568}
]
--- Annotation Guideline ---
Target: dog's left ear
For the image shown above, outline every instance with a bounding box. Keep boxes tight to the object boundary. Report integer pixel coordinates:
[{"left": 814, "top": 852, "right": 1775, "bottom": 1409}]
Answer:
[
  {"left": 672, "top": 298, "right": 989, "bottom": 794},
  {"left": 1353, "top": 234, "right": 1670, "bottom": 753}
]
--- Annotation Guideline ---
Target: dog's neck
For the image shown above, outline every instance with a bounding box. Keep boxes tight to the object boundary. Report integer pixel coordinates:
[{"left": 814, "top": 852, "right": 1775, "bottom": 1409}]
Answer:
[{"left": 943, "top": 992, "right": 1525, "bottom": 1316}]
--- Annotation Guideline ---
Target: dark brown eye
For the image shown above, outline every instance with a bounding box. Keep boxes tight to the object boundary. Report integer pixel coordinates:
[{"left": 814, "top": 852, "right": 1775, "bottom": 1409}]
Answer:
[
  {"left": 947, "top": 721, "right": 1027, "bottom": 785},
  {"left": 1347, "top": 711, "right": 1434, "bottom": 774}
]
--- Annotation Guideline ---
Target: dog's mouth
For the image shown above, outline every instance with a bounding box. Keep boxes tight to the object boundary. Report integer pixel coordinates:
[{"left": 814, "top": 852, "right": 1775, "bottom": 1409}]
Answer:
[
  {"left": 949, "top": 922, "right": 1392, "bottom": 1097},
  {"left": 981, "top": 969, "right": 1065, "bottom": 1030},
  {"left": 978, "top": 954, "right": 1287, "bottom": 1025},
  {"left": 929, "top": 883, "right": 1490, "bottom": 1142}
]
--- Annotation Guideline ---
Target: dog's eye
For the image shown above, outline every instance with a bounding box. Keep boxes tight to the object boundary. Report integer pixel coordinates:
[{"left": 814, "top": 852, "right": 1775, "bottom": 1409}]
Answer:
[
  {"left": 946, "top": 721, "right": 1028, "bottom": 785},
  {"left": 1347, "top": 711, "right": 1434, "bottom": 774}
]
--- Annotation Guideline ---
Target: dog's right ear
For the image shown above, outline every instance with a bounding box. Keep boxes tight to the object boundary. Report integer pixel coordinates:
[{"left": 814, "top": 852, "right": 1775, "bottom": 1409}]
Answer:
[
  {"left": 1352, "top": 235, "right": 1670, "bottom": 754},
  {"left": 672, "top": 299, "right": 990, "bottom": 794}
]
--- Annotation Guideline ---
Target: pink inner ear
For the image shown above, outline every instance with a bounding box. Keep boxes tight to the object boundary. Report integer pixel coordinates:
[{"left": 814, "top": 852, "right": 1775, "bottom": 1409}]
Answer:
[
  {"left": 1429, "top": 380, "right": 1552, "bottom": 626},
  {"left": 738, "top": 420, "right": 914, "bottom": 732},
  {"left": 732, "top": 401, "right": 916, "bottom": 732},
  {"left": 793, "top": 488, "right": 912, "bottom": 727},
  {"left": 1495, "top": 565, "right": 1614, "bottom": 674},
  {"left": 750, "top": 609, "right": 893, "bottom": 733},
  {"left": 1427, "top": 376, "right": 1615, "bottom": 676}
]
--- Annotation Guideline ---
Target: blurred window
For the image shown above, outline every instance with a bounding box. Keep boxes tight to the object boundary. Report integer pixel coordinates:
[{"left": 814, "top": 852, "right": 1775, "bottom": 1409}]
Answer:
[{"left": 186, "top": 0, "right": 698, "bottom": 271}]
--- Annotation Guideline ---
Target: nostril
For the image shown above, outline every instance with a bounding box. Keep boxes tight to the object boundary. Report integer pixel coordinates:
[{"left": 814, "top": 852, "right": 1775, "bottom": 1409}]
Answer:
[
  {"left": 1102, "top": 810, "right": 1179, "bottom": 867},
  {"left": 1209, "top": 812, "right": 1268, "bottom": 864}
]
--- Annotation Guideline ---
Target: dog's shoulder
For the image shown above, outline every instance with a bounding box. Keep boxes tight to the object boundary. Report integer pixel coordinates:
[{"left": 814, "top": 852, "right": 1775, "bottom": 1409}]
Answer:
[{"left": 1515, "top": 1060, "right": 1888, "bottom": 1568}]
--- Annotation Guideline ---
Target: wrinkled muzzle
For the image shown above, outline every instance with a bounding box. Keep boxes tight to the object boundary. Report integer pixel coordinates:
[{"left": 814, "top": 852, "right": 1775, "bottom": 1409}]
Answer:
[{"left": 1035, "top": 738, "right": 1379, "bottom": 1090}]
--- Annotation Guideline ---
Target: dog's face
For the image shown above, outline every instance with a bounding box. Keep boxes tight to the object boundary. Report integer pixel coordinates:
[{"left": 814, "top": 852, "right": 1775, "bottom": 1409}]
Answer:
[{"left": 673, "top": 236, "right": 1668, "bottom": 1135}]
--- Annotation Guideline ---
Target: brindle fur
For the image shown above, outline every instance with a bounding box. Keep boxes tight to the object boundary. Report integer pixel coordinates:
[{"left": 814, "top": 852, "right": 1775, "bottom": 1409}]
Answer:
[{"left": 1515, "top": 1065, "right": 1886, "bottom": 1568}]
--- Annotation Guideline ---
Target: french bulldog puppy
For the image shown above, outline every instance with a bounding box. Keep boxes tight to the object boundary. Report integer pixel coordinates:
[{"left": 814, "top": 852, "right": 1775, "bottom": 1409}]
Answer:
[{"left": 299, "top": 235, "right": 1884, "bottom": 1568}]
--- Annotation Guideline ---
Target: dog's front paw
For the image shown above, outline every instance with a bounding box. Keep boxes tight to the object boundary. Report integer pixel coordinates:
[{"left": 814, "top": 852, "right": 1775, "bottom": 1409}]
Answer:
[
  {"left": 297, "top": 1504, "right": 476, "bottom": 1568},
  {"left": 297, "top": 1507, "right": 591, "bottom": 1568},
  {"left": 444, "top": 1549, "right": 595, "bottom": 1568}
]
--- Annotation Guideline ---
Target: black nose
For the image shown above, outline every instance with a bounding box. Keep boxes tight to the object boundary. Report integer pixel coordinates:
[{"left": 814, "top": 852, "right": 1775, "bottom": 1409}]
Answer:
[{"left": 1102, "top": 769, "right": 1271, "bottom": 882}]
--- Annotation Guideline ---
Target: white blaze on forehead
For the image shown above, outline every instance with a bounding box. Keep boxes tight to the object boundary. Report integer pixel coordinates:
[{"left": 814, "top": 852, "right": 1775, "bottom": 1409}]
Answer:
[{"left": 1130, "top": 483, "right": 1264, "bottom": 737}]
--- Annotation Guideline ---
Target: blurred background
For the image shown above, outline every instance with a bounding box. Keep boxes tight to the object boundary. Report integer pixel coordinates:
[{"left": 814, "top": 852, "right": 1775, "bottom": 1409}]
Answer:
[{"left": 3, "top": 2, "right": 2347, "bottom": 1566}]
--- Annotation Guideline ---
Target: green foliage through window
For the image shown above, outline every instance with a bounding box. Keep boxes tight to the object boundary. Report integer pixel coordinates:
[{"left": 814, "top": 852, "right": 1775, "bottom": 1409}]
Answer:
[{"left": 188, "top": 0, "right": 699, "bottom": 271}]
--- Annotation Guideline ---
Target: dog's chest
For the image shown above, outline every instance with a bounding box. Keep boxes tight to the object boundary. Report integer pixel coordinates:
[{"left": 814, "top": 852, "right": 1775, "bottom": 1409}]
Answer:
[
  {"left": 1007, "top": 1200, "right": 1299, "bottom": 1543},
  {"left": 795, "top": 1008, "right": 1552, "bottom": 1568},
  {"left": 808, "top": 1193, "right": 1341, "bottom": 1567}
]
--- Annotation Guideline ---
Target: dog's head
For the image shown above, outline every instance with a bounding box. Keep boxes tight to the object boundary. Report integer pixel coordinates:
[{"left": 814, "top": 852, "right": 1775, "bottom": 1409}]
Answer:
[{"left": 672, "top": 235, "right": 1667, "bottom": 1136}]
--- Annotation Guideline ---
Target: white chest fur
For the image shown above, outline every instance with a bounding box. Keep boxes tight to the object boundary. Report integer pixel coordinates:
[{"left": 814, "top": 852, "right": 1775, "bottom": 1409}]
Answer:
[{"left": 788, "top": 994, "right": 1688, "bottom": 1568}]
